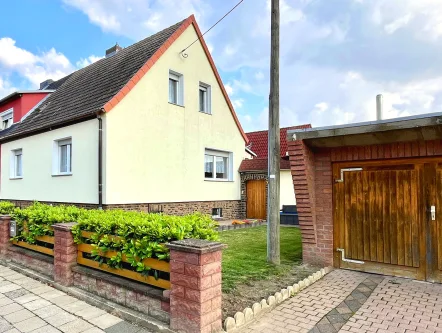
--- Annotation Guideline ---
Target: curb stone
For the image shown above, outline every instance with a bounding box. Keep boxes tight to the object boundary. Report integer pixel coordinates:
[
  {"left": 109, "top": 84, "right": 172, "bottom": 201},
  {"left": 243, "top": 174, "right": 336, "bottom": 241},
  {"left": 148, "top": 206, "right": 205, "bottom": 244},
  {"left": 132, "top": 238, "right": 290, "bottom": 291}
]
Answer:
[{"left": 222, "top": 266, "right": 333, "bottom": 332}]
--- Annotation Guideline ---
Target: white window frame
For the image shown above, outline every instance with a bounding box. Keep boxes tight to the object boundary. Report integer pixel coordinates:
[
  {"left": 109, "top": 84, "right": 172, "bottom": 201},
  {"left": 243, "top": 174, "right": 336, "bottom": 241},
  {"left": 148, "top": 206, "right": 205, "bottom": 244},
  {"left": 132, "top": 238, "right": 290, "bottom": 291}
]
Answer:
[
  {"left": 199, "top": 82, "right": 211, "bottom": 114},
  {"left": 169, "top": 70, "right": 184, "bottom": 106},
  {"left": 204, "top": 149, "right": 233, "bottom": 182},
  {"left": 10, "top": 148, "right": 23, "bottom": 179},
  {"left": 0, "top": 108, "right": 13, "bottom": 130},
  {"left": 53, "top": 138, "right": 72, "bottom": 176},
  {"left": 212, "top": 208, "right": 222, "bottom": 219}
]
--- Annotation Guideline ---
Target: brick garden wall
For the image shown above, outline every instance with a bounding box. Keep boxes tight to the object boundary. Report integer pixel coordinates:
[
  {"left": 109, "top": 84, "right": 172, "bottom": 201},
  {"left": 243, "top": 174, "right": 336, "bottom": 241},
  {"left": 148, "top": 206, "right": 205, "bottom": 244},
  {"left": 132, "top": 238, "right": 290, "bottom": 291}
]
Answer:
[{"left": 287, "top": 139, "right": 442, "bottom": 267}]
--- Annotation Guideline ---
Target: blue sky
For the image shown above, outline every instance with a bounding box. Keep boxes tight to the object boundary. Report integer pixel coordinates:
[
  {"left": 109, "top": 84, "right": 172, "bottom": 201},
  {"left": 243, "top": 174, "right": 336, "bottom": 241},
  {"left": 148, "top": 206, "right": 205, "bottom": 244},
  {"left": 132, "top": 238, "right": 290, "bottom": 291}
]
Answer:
[{"left": 1, "top": 0, "right": 442, "bottom": 132}]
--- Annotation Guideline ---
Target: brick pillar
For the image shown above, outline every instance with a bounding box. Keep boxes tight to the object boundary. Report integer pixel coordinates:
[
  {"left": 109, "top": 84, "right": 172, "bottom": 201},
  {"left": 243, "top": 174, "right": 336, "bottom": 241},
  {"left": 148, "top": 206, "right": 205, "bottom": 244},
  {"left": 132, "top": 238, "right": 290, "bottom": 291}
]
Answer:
[
  {"left": 0, "top": 215, "right": 11, "bottom": 255},
  {"left": 166, "top": 239, "right": 225, "bottom": 333},
  {"left": 53, "top": 222, "right": 77, "bottom": 286}
]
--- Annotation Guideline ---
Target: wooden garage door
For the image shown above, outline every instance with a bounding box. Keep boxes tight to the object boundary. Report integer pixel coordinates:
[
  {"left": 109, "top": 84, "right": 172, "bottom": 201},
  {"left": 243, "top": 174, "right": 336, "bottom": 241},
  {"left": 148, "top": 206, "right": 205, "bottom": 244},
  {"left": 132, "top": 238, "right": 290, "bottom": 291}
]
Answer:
[
  {"left": 334, "top": 162, "right": 426, "bottom": 280},
  {"left": 246, "top": 180, "right": 266, "bottom": 220}
]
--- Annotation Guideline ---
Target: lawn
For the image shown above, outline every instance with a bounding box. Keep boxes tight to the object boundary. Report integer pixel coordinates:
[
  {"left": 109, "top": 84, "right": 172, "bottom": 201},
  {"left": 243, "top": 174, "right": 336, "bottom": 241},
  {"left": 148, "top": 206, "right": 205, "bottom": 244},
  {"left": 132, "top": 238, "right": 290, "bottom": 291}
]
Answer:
[{"left": 219, "top": 226, "right": 303, "bottom": 292}]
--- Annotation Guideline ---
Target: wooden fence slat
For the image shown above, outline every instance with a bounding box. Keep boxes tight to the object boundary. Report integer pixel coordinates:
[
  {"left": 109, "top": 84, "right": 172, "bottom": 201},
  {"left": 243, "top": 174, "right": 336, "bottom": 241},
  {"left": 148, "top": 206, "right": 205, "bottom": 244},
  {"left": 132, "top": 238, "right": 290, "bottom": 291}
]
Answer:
[
  {"left": 77, "top": 255, "right": 170, "bottom": 289},
  {"left": 12, "top": 241, "right": 54, "bottom": 256},
  {"left": 77, "top": 244, "right": 170, "bottom": 272}
]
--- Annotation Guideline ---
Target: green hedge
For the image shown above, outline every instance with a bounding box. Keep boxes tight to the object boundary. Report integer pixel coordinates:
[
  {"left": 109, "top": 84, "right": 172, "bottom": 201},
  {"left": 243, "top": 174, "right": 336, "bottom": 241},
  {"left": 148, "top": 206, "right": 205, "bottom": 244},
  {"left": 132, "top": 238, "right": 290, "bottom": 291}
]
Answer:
[
  {"left": 0, "top": 201, "right": 16, "bottom": 215},
  {"left": 8, "top": 201, "right": 218, "bottom": 274}
]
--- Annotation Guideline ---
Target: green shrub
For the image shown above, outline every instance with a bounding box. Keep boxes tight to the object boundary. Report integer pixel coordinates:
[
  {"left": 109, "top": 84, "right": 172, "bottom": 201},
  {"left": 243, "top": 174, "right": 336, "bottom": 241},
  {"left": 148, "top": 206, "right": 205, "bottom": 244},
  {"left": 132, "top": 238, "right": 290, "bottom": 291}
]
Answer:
[
  {"left": 72, "top": 209, "right": 218, "bottom": 273},
  {"left": 10, "top": 202, "right": 218, "bottom": 275},
  {"left": 0, "top": 201, "right": 16, "bottom": 215}
]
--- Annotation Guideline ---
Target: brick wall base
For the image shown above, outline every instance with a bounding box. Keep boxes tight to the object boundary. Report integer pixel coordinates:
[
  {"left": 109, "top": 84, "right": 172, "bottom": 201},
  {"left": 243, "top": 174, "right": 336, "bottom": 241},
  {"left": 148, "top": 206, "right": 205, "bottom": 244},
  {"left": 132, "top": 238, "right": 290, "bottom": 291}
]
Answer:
[
  {"left": 72, "top": 266, "right": 170, "bottom": 323},
  {"left": 7, "top": 246, "right": 54, "bottom": 277},
  {"left": 1, "top": 200, "right": 242, "bottom": 219}
]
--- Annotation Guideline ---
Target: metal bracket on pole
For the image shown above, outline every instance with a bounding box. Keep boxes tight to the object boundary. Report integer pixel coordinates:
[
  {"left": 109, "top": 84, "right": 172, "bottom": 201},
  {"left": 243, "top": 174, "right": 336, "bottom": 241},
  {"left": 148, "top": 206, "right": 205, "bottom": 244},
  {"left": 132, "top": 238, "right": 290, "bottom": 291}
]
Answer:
[
  {"left": 336, "top": 248, "right": 364, "bottom": 264},
  {"left": 335, "top": 168, "right": 363, "bottom": 183}
]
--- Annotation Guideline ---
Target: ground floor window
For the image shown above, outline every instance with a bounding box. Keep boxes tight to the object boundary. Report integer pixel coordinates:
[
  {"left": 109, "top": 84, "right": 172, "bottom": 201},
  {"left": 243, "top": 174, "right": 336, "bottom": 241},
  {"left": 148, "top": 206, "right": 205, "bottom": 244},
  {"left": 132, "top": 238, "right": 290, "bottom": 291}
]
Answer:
[{"left": 204, "top": 149, "right": 232, "bottom": 181}]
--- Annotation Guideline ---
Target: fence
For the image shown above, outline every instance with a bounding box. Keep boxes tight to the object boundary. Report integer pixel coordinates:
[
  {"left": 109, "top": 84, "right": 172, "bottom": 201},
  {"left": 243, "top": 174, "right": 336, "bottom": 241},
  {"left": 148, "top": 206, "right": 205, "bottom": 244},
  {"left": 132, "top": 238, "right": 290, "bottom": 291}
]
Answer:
[
  {"left": 11, "top": 223, "right": 54, "bottom": 256},
  {"left": 76, "top": 231, "right": 170, "bottom": 289},
  {"left": 0, "top": 216, "right": 225, "bottom": 333}
]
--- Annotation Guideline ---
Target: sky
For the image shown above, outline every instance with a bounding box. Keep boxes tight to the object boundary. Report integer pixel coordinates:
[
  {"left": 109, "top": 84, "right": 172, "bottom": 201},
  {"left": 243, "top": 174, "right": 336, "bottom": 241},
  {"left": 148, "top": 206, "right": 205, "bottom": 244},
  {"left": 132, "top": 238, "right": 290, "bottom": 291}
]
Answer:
[{"left": 1, "top": 0, "right": 442, "bottom": 132}]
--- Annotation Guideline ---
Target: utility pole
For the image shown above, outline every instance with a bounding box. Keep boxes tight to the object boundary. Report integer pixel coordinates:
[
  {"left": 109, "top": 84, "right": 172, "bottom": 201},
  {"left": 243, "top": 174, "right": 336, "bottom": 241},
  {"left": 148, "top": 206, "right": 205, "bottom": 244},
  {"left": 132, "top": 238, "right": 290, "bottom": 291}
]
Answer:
[{"left": 267, "top": 0, "right": 280, "bottom": 265}]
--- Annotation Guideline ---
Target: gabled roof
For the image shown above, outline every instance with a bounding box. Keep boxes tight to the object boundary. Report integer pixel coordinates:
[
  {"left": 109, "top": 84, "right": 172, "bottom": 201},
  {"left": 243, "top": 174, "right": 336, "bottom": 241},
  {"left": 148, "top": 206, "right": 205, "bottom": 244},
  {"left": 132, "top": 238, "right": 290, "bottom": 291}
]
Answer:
[
  {"left": 0, "top": 15, "right": 248, "bottom": 144},
  {"left": 246, "top": 124, "right": 312, "bottom": 158},
  {"left": 239, "top": 157, "right": 291, "bottom": 172}
]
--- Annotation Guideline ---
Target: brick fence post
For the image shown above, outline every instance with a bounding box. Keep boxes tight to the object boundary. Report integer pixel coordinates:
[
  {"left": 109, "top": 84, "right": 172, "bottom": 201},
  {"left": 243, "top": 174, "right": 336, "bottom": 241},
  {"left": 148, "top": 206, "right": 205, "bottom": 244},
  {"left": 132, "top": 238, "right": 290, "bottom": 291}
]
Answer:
[
  {"left": 52, "top": 222, "right": 77, "bottom": 286},
  {"left": 166, "top": 239, "right": 226, "bottom": 333},
  {"left": 0, "top": 215, "right": 11, "bottom": 256}
]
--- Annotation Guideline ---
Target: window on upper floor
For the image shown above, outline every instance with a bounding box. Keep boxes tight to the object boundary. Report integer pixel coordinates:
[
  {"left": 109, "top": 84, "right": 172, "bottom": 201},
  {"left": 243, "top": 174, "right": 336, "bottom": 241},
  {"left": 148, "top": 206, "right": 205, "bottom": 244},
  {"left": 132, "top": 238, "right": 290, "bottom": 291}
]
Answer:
[
  {"left": 1, "top": 108, "right": 13, "bottom": 130},
  {"left": 199, "top": 82, "right": 211, "bottom": 114},
  {"left": 10, "top": 149, "right": 23, "bottom": 179},
  {"left": 204, "top": 149, "right": 233, "bottom": 181},
  {"left": 53, "top": 138, "right": 72, "bottom": 175},
  {"left": 169, "top": 70, "right": 184, "bottom": 106}
]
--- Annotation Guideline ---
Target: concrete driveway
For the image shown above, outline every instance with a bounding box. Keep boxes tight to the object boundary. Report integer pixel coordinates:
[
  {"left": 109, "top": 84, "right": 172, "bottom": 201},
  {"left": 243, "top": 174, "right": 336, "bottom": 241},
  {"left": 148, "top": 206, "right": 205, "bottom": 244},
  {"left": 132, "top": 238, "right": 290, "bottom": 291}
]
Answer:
[{"left": 241, "top": 269, "right": 442, "bottom": 333}]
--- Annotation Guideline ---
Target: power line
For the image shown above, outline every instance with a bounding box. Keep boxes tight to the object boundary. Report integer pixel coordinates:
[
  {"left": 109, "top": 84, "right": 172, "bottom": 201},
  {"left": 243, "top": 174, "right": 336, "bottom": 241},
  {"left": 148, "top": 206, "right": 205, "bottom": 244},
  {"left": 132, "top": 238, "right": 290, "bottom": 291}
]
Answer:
[{"left": 181, "top": 0, "right": 245, "bottom": 57}]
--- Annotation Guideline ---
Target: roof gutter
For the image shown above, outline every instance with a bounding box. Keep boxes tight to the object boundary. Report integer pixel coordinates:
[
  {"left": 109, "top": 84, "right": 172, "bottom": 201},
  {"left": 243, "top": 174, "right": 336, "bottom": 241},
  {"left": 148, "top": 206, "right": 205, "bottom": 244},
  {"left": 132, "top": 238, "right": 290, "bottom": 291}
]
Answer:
[{"left": 97, "top": 109, "right": 105, "bottom": 209}]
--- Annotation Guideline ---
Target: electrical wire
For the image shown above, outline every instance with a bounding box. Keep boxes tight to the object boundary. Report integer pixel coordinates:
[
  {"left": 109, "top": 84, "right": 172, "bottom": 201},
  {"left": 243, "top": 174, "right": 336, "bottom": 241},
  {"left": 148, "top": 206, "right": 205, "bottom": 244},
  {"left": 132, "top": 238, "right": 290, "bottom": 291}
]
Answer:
[{"left": 181, "top": 0, "right": 245, "bottom": 57}]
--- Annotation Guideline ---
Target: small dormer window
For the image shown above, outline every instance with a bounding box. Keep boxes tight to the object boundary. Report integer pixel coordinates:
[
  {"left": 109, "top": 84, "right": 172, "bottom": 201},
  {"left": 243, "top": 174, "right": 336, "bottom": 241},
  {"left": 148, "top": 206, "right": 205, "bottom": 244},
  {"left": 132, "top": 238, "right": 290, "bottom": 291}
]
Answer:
[{"left": 0, "top": 108, "right": 13, "bottom": 130}]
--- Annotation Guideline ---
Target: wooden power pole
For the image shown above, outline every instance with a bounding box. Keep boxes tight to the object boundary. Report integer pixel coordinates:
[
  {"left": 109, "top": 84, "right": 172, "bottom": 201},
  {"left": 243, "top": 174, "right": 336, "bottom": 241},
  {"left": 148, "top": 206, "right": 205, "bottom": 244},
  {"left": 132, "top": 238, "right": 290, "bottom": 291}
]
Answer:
[{"left": 267, "top": 0, "right": 280, "bottom": 265}]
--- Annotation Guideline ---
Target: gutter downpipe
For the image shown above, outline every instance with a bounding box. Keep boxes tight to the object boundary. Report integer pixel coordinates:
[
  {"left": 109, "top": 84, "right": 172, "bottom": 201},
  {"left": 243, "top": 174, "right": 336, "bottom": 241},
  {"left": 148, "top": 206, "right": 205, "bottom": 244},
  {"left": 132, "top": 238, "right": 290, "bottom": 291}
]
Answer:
[{"left": 97, "top": 110, "right": 104, "bottom": 209}]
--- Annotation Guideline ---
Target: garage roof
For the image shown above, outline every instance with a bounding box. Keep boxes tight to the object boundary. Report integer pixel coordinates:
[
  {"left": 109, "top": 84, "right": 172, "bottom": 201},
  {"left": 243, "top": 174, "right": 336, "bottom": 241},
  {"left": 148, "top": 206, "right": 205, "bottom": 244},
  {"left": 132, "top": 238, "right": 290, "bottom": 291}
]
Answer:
[{"left": 287, "top": 112, "right": 442, "bottom": 148}]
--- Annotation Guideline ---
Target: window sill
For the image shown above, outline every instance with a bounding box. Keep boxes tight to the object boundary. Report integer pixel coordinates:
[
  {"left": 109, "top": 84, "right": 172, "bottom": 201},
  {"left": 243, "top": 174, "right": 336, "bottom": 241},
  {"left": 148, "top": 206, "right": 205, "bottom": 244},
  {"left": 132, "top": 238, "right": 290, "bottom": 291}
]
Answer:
[
  {"left": 52, "top": 173, "right": 73, "bottom": 177},
  {"left": 168, "top": 102, "right": 185, "bottom": 108},
  {"left": 9, "top": 177, "right": 22, "bottom": 180},
  {"left": 204, "top": 178, "right": 233, "bottom": 182},
  {"left": 199, "top": 111, "right": 212, "bottom": 115}
]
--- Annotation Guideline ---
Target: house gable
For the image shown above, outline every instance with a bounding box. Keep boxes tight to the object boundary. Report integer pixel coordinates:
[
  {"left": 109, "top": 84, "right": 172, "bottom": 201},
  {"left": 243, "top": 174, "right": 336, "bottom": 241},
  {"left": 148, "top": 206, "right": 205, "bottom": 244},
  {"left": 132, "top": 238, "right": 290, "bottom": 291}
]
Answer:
[
  {"left": 103, "top": 20, "right": 246, "bottom": 204},
  {"left": 102, "top": 15, "right": 248, "bottom": 144}
]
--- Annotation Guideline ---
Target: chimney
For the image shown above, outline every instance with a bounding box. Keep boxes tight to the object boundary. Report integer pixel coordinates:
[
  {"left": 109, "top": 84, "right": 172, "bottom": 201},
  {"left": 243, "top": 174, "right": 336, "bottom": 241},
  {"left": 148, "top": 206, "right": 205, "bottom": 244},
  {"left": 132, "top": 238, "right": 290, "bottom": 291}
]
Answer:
[
  {"left": 105, "top": 43, "right": 123, "bottom": 58},
  {"left": 40, "top": 79, "right": 54, "bottom": 90},
  {"left": 376, "top": 94, "right": 383, "bottom": 121}
]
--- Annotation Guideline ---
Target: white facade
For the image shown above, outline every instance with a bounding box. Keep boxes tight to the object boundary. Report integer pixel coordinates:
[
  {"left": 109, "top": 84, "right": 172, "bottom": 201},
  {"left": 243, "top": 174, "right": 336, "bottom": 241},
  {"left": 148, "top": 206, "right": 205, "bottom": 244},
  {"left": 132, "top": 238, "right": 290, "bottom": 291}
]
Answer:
[
  {"left": 280, "top": 170, "right": 296, "bottom": 207},
  {"left": 103, "top": 24, "right": 245, "bottom": 204},
  {"left": 1, "top": 120, "right": 99, "bottom": 203}
]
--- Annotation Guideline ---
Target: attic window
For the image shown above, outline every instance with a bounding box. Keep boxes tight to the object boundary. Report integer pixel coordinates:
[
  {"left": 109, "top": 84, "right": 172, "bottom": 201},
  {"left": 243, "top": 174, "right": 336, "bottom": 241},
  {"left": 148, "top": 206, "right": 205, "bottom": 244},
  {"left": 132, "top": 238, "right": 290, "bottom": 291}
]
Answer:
[
  {"left": 0, "top": 108, "right": 13, "bottom": 130},
  {"left": 169, "top": 70, "right": 184, "bottom": 106}
]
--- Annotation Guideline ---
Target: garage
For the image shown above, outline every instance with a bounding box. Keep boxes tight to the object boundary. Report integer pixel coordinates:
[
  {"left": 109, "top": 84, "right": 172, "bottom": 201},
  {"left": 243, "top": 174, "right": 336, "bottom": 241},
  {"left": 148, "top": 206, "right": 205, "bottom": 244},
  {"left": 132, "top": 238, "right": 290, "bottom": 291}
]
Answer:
[{"left": 287, "top": 113, "right": 442, "bottom": 282}]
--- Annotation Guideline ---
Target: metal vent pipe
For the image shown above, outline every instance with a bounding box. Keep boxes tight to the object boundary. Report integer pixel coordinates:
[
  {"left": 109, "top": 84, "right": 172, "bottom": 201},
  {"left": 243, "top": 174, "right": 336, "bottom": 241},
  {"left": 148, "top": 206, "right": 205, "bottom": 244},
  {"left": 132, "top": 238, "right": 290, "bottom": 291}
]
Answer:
[{"left": 376, "top": 94, "right": 383, "bottom": 120}]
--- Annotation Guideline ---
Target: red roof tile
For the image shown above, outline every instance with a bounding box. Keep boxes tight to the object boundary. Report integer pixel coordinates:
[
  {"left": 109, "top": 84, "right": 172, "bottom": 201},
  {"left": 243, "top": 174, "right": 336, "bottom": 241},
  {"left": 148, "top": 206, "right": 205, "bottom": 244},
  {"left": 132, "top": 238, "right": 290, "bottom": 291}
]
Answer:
[
  {"left": 246, "top": 124, "right": 311, "bottom": 158},
  {"left": 239, "top": 157, "right": 291, "bottom": 172}
]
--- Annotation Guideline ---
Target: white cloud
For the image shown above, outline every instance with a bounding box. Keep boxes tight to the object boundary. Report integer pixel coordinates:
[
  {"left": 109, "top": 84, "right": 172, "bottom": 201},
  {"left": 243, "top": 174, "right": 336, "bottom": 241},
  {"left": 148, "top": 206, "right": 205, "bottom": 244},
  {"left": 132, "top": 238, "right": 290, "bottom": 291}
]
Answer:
[
  {"left": 384, "top": 14, "right": 413, "bottom": 34},
  {"left": 232, "top": 98, "right": 244, "bottom": 109},
  {"left": 76, "top": 55, "right": 104, "bottom": 68},
  {"left": 255, "top": 71, "right": 264, "bottom": 80},
  {"left": 314, "top": 102, "right": 329, "bottom": 113},
  {"left": 224, "top": 83, "right": 234, "bottom": 96},
  {"left": 0, "top": 37, "right": 74, "bottom": 88},
  {"left": 63, "top": 0, "right": 121, "bottom": 33},
  {"left": 0, "top": 76, "right": 16, "bottom": 99}
]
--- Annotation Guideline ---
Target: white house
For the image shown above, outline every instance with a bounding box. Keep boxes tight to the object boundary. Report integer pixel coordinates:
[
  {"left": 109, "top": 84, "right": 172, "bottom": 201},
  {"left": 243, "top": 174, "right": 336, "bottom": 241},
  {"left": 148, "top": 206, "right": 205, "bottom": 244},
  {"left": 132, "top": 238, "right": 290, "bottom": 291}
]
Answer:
[{"left": 0, "top": 16, "right": 248, "bottom": 219}]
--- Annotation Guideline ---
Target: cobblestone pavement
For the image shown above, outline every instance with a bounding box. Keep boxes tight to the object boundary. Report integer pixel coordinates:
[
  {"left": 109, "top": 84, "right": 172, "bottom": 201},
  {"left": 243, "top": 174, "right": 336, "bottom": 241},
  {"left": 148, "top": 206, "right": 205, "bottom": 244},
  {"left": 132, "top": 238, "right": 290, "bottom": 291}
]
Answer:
[
  {"left": 240, "top": 269, "right": 442, "bottom": 333},
  {"left": 0, "top": 265, "right": 152, "bottom": 333}
]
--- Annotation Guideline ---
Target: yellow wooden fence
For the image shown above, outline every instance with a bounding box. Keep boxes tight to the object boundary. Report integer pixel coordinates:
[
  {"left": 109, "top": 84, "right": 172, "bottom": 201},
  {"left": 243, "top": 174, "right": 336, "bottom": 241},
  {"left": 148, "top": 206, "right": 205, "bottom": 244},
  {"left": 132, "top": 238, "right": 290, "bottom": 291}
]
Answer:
[
  {"left": 77, "top": 231, "right": 170, "bottom": 289},
  {"left": 11, "top": 223, "right": 54, "bottom": 256}
]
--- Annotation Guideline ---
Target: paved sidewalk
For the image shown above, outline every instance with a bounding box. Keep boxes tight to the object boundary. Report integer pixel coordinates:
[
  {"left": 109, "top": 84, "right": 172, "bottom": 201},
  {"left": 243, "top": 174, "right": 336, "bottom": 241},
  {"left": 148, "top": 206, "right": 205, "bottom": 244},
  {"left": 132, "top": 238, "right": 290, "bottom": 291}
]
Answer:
[
  {"left": 240, "top": 269, "right": 442, "bottom": 333},
  {"left": 0, "top": 265, "right": 152, "bottom": 333}
]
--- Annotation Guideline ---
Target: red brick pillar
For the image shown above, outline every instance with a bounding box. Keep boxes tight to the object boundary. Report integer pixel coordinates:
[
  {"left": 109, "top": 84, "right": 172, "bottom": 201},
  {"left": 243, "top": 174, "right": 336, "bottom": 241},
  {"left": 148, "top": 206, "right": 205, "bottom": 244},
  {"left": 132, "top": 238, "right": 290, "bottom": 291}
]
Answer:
[
  {"left": 0, "top": 215, "right": 11, "bottom": 255},
  {"left": 166, "top": 239, "right": 225, "bottom": 333},
  {"left": 53, "top": 222, "right": 77, "bottom": 286}
]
